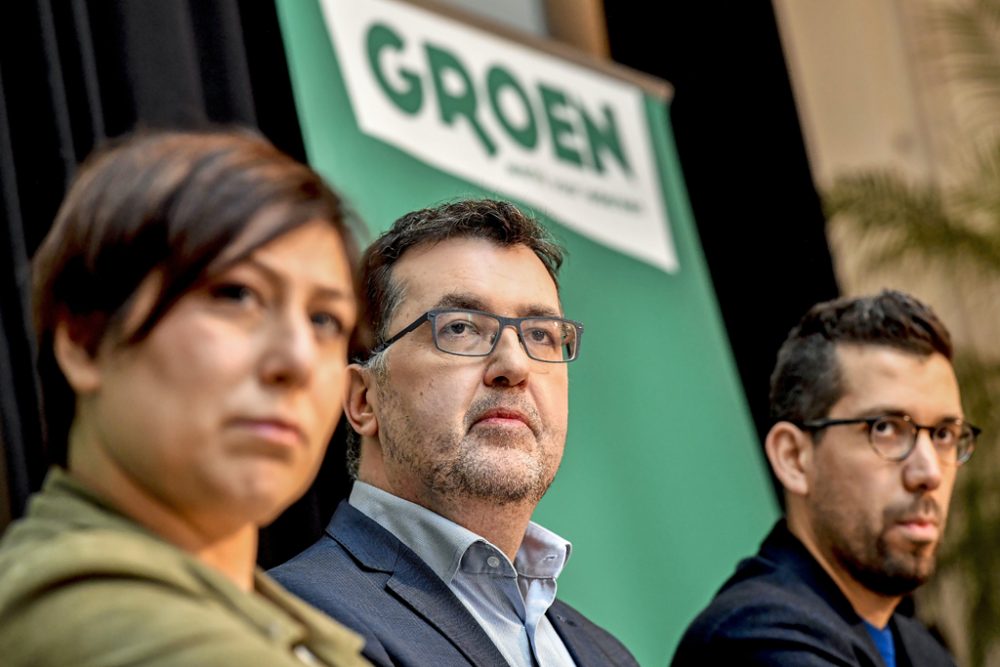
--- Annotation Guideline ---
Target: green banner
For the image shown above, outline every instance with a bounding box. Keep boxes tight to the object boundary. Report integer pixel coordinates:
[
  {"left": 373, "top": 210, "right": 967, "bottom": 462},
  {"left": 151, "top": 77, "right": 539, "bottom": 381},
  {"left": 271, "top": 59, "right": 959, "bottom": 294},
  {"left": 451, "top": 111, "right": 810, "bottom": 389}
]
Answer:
[{"left": 276, "top": 1, "right": 778, "bottom": 662}]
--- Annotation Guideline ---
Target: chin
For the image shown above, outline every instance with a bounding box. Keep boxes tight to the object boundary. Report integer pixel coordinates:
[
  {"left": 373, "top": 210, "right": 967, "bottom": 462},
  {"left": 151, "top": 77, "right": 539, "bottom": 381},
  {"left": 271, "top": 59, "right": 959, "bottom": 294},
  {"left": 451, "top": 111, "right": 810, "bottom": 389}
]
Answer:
[
  {"left": 230, "top": 482, "right": 302, "bottom": 527},
  {"left": 238, "top": 498, "right": 291, "bottom": 529},
  {"left": 846, "top": 550, "right": 936, "bottom": 597}
]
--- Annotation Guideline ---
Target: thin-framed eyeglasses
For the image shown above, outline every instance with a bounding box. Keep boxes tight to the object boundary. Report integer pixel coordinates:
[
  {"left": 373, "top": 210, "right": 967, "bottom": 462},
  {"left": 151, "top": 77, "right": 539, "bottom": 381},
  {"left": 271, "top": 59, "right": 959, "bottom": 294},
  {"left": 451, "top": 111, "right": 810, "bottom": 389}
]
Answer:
[
  {"left": 797, "top": 414, "right": 978, "bottom": 465},
  {"left": 369, "top": 308, "right": 584, "bottom": 363}
]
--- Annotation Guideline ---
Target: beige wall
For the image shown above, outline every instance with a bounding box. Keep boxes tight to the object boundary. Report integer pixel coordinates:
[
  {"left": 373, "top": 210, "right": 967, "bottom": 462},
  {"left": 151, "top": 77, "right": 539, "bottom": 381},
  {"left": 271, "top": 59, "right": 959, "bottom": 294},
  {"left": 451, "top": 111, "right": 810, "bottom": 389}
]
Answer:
[
  {"left": 771, "top": 0, "right": 992, "bottom": 348},
  {"left": 772, "top": 0, "right": 964, "bottom": 189},
  {"left": 774, "top": 3, "right": 1000, "bottom": 664}
]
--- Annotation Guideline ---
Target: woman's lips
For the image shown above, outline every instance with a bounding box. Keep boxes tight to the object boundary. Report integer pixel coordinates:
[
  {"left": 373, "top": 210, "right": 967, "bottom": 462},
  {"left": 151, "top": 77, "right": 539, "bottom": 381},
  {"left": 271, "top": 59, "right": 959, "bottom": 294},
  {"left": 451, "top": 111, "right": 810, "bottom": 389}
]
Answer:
[{"left": 232, "top": 417, "right": 305, "bottom": 448}]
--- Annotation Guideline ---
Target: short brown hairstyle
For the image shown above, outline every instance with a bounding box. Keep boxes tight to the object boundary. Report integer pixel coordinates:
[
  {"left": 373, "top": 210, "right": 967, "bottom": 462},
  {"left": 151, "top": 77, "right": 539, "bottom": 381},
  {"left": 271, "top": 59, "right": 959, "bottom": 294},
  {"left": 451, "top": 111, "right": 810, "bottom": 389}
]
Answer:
[
  {"left": 344, "top": 198, "right": 564, "bottom": 477},
  {"left": 360, "top": 198, "right": 563, "bottom": 351},
  {"left": 33, "top": 128, "right": 360, "bottom": 465},
  {"left": 769, "top": 289, "right": 953, "bottom": 426}
]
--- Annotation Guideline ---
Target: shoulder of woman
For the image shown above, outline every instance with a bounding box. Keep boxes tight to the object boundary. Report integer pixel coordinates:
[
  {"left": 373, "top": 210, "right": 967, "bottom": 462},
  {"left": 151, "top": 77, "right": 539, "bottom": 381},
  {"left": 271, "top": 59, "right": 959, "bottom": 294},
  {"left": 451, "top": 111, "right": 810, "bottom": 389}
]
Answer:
[{"left": 0, "top": 526, "right": 362, "bottom": 667}]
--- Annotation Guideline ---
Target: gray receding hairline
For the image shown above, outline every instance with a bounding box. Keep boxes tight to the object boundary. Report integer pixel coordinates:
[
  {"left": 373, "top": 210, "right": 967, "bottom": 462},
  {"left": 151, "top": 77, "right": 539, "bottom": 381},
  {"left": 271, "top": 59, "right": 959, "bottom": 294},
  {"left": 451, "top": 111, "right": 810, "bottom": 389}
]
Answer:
[{"left": 372, "top": 263, "right": 408, "bottom": 347}]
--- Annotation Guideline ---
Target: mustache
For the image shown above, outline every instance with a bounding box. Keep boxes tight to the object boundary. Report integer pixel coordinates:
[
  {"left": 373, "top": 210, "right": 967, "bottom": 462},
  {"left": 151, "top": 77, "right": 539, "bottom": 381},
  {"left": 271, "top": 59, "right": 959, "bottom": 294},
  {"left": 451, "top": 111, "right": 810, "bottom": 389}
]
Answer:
[
  {"left": 465, "top": 395, "right": 542, "bottom": 435},
  {"left": 885, "top": 496, "right": 942, "bottom": 525}
]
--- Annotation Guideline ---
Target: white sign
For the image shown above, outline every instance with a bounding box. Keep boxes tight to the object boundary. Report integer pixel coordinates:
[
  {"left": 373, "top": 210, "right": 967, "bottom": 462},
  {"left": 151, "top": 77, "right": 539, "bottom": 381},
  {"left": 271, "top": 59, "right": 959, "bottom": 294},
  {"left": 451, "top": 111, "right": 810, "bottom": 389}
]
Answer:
[{"left": 318, "top": 0, "right": 679, "bottom": 273}]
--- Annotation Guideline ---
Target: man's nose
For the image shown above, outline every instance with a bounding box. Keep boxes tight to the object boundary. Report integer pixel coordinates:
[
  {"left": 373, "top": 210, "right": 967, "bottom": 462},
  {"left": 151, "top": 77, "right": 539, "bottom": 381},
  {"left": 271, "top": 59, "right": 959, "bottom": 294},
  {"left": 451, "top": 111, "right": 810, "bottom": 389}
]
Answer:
[
  {"left": 903, "top": 429, "right": 943, "bottom": 492},
  {"left": 484, "top": 325, "right": 531, "bottom": 387}
]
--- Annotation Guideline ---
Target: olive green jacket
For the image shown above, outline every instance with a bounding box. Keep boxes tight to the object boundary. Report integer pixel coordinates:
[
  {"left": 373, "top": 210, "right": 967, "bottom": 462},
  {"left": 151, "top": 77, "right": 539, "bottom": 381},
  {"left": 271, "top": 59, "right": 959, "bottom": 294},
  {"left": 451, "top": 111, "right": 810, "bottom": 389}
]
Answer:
[{"left": 0, "top": 468, "right": 369, "bottom": 666}]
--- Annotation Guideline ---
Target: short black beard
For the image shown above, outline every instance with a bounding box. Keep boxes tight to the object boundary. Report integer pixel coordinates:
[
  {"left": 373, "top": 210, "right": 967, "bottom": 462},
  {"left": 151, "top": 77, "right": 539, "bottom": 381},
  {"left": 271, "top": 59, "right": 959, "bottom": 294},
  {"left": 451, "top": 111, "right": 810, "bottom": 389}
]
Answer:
[{"left": 833, "top": 531, "right": 933, "bottom": 597}]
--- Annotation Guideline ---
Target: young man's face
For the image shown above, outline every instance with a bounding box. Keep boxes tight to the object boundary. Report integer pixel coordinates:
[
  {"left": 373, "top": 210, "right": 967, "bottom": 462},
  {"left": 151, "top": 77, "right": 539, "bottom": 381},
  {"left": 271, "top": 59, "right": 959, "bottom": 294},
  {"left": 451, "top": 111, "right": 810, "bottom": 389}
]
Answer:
[
  {"left": 805, "top": 344, "right": 962, "bottom": 595},
  {"left": 363, "top": 237, "right": 569, "bottom": 511}
]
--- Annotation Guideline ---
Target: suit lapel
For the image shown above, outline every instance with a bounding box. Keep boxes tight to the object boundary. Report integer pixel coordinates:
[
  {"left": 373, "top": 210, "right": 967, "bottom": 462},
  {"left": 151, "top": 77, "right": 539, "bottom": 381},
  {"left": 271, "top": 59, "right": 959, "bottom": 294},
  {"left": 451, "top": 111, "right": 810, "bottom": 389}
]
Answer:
[
  {"left": 546, "top": 601, "right": 610, "bottom": 667},
  {"left": 387, "top": 561, "right": 509, "bottom": 667},
  {"left": 331, "top": 502, "right": 510, "bottom": 667}
]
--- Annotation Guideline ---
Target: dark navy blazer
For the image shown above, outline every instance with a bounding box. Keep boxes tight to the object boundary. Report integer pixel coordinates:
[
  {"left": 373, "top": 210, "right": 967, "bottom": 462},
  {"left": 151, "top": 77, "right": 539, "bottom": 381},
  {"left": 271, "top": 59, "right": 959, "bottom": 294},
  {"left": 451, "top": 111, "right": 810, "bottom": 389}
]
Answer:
[
  {"left": 670, "top": 520, "right": 956, "bottom": 667},
  {"left": 270, "top": 501, "right": 639, "bottom": 667}
]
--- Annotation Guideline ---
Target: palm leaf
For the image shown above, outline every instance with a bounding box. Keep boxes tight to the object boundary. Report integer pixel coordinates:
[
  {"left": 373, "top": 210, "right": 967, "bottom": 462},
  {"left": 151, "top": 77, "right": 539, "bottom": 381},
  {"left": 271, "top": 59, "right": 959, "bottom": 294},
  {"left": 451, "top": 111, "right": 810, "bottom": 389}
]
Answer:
[
  {"left": 935, "top": 1, "right": 1000, "bottom": 112},
  {"left": 822, "top": 3, "right": 1000, "bottom": 663},
  {"left": 824, "top": 171, "right": 1000, "bottom": 275}
]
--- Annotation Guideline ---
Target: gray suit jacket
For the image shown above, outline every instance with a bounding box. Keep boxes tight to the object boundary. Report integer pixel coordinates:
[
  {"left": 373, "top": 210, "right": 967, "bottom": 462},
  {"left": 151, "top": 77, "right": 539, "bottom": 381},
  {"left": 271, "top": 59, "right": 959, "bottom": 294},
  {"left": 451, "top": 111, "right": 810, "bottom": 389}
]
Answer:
[{"left": 270, "top": 501, "right": 638, "bottom": 667}]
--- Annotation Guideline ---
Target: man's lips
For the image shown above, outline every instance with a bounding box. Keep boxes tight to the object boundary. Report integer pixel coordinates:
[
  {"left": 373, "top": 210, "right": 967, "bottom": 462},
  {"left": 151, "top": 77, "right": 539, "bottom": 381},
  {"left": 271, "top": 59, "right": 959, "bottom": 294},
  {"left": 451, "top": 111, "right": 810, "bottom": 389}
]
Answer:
[
  {"left": 473, "top": 408, "right": 532, "bottom": 430},
  {"left": 894, "top": 515, "right": 940, "bottom": 543}
]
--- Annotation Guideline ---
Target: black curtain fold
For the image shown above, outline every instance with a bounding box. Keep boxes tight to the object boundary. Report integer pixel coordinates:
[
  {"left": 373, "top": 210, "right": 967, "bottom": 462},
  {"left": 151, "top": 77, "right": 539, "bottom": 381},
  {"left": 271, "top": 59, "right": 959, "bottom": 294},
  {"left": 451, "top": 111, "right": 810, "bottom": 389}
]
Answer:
[
  {"left": 0, "top": 58, "right": 47, "bottom": 522},
  {"left": 66, "top": 0, "right": 108, "bottom": 144},
  {"left": 605, "top": 3, "right": 840, "bottom": 503},
  {"left": 0, "top": 0, "right": 333, "bottom": 568}
]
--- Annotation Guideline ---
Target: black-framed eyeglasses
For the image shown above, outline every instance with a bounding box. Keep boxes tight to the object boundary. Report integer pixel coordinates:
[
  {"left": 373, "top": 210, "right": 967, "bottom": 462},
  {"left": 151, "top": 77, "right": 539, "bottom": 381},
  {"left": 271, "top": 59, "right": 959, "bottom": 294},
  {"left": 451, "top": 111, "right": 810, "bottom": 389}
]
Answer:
[
  {"left": 369, "top": 308, "right": 583, "bottom": 363},
  {"left": 797, "top": 414, "right": 979, "bottom": 465}
]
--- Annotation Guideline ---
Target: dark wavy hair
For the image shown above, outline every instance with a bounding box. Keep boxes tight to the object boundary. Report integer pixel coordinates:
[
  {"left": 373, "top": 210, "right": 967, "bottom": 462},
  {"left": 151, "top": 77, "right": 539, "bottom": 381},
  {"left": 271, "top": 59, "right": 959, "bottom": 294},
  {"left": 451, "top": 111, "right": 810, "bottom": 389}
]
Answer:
[{"left": 769, "top": 289, "right": 953, "bottom": 426}]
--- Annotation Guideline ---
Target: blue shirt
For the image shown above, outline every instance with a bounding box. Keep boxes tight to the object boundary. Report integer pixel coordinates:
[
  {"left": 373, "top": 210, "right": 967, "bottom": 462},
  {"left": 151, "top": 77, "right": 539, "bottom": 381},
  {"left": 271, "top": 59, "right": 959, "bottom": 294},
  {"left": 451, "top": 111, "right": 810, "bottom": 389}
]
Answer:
[
  {"left": 350, "top": 482, "right": 577, "bottom": 667},
  {"left": 863, "top": 620, "right": 896, "bottom": 667}
]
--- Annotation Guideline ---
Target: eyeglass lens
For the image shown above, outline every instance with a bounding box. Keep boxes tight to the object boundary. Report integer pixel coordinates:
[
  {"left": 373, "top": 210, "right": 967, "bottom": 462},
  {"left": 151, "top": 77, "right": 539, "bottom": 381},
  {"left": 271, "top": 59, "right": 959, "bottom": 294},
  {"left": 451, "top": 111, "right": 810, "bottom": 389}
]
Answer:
[
  {"left": 868, "top": 415, "right": 974, "bottom": 462},
  {"left": 432, "top": 310, "right": 577, "bottom": 361}
]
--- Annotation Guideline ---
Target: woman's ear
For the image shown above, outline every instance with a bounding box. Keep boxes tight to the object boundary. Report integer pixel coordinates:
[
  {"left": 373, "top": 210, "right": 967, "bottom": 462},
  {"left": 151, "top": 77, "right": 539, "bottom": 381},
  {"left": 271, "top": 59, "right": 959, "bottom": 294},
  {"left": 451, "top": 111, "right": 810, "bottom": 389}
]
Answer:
[
  {"left": 765, "top": 421, "right": 814, "bottom": 497},
  {"left": 53, "top": 320, "right": 102, "bottom": 394},
  {"left": 344, "top": 363, "right": 378, "bottom": 438}
]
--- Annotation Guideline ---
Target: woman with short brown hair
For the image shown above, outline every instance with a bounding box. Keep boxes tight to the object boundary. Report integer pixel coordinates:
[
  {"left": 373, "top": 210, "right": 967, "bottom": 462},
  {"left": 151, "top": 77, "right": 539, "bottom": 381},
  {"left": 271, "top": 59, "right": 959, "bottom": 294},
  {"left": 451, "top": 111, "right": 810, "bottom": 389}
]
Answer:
[{"left": 0, "top": 129, "right": 370, "bottom": 667}]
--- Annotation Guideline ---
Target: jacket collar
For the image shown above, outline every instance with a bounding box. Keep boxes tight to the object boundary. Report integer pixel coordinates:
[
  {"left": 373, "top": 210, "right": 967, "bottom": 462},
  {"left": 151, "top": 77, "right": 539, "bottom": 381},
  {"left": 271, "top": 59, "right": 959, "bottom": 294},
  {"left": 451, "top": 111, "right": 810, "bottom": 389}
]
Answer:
[{"left": 328, "top": 501, "right": 511, "bottom": 666}]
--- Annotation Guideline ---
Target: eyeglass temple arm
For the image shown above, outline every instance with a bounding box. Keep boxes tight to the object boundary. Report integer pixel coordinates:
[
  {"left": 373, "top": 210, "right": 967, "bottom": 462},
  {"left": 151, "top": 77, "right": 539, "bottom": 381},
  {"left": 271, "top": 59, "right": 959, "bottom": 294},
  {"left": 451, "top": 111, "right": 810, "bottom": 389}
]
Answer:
[{"left": 369, "top": 312, "right": 431, "bottom": 355}]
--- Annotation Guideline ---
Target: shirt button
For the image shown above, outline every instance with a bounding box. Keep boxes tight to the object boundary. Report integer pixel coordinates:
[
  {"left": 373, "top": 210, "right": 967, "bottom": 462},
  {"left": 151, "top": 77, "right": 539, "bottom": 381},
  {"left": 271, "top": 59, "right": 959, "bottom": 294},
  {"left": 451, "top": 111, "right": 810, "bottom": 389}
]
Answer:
[{"left": 487, "top": 556, "right": 501, "bottom": 568}]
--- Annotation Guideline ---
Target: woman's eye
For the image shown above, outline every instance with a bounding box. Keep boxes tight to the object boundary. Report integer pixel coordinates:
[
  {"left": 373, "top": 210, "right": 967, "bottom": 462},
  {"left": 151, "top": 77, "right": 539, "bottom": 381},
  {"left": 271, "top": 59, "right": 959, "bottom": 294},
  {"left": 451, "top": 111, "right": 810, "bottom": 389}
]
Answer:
[
  {"left": 210, "top": 283, "right": 258, "bottom": 305},
  {"left": 311, "top": 311, "right": 344, "bottom": 336}
]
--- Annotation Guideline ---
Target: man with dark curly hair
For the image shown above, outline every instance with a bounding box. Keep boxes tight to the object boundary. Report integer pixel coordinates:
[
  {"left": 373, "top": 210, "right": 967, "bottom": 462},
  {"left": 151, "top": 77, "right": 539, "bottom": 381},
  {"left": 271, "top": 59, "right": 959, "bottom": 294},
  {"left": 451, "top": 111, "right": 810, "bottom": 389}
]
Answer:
[{"left": 672, "top": 290, "right": 970, "bottom": 666}]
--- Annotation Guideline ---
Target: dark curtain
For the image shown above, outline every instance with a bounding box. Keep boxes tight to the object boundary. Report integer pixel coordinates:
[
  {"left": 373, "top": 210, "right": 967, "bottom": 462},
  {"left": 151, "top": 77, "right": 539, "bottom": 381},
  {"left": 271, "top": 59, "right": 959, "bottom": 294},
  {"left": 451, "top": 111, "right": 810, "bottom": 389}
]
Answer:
[
  {"left": 0, "top": 0, "right": 350, "bottom": 568},
  {"left": 604, "top": 2, "right": 841, "bottom": 502}
]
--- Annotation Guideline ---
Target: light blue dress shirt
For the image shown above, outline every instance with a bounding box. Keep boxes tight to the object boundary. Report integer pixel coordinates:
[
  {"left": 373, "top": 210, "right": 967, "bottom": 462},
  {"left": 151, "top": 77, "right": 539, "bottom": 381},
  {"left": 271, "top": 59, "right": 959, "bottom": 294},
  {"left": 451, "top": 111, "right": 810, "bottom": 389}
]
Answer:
[{"left": 350, "top": 482, "right": 577, "bottom": 667}]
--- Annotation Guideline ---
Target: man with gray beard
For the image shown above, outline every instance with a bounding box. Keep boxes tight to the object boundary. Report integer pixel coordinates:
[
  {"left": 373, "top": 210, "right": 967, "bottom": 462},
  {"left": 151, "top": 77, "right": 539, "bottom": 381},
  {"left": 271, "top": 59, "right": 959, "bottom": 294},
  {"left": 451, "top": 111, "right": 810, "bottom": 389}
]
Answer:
[
  {"left": 272, "top": 199, "right": 638, "bottom": 667},
  {"left": 671, "top": 290, "right": 971, "bottom": 666}
]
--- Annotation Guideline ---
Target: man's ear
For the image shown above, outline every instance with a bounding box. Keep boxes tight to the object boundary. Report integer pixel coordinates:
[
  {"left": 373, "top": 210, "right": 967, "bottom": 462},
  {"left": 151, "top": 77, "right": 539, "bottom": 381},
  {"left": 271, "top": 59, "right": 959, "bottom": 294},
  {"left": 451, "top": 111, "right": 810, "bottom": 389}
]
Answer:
[
  {"left": 53, "top": 320, "right": 102, "bottom": 394},
  {"left": 344, "top": 363, "right": 379, "bottom": 438},
  {"left": 765, "top": 421, "right": 814, "bottom": 497}
]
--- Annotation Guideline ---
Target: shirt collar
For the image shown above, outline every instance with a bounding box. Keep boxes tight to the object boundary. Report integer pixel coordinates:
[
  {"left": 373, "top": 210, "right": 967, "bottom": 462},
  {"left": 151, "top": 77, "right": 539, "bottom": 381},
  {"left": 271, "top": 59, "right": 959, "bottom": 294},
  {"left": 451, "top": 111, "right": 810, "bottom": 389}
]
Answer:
[
  {"left": 516, "top": 521, "right": 571, "bottom": 580},
  {"left": 349, "top": 482, "right": 571, "bottom": 583}
]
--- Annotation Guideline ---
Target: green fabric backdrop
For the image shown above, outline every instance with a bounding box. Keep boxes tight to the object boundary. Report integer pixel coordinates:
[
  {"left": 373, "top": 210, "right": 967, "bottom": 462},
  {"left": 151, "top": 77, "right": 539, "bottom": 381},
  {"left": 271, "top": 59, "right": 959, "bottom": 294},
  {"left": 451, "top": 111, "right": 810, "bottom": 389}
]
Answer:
[{"left": 275, "top": 1, "right": 778, "bottom": 662}]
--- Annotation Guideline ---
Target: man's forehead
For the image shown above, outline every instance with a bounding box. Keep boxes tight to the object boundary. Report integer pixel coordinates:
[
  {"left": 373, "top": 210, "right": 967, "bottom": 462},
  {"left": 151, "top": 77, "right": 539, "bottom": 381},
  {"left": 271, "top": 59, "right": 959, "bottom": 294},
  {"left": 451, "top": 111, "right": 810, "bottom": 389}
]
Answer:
[
  {"left": 389, "top": 238, "right": 561, "bottom": 314},
  {"left": 834, "top": 343, "right": 938, "bottom": 381},
  {"left": 831, "top": 343, "right": 962, "bottom": 417},
  {"left": 429, "top": 291, "right": 561, "bottom": 317}
]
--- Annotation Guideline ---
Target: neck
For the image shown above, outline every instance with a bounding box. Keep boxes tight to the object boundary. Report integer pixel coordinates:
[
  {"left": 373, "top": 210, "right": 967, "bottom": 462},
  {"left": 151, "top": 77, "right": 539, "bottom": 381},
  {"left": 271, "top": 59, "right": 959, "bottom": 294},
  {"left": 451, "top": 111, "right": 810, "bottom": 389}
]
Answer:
[
  {"left": 422, "top": 494, "right": 535, "bottom": 561},
  {"left": 359, "top": 464, "right": 533, "bottom": 560},
  {"left": 786, "top": 515, "right": 900, "bottom": 628},
  {"left": 191, "top": 528, "right": 259, "bottom": 592},
  {"left": 68, "top": 428, "right": 259, "bottom": 592}
]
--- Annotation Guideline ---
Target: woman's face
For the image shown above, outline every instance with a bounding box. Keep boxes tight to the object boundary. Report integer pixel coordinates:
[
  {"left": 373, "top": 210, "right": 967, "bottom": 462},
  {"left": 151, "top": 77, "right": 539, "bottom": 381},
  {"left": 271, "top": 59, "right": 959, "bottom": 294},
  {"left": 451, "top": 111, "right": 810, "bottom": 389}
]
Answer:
[{"left": 72, "top": 219, "right": 356, "bottom": 533}]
